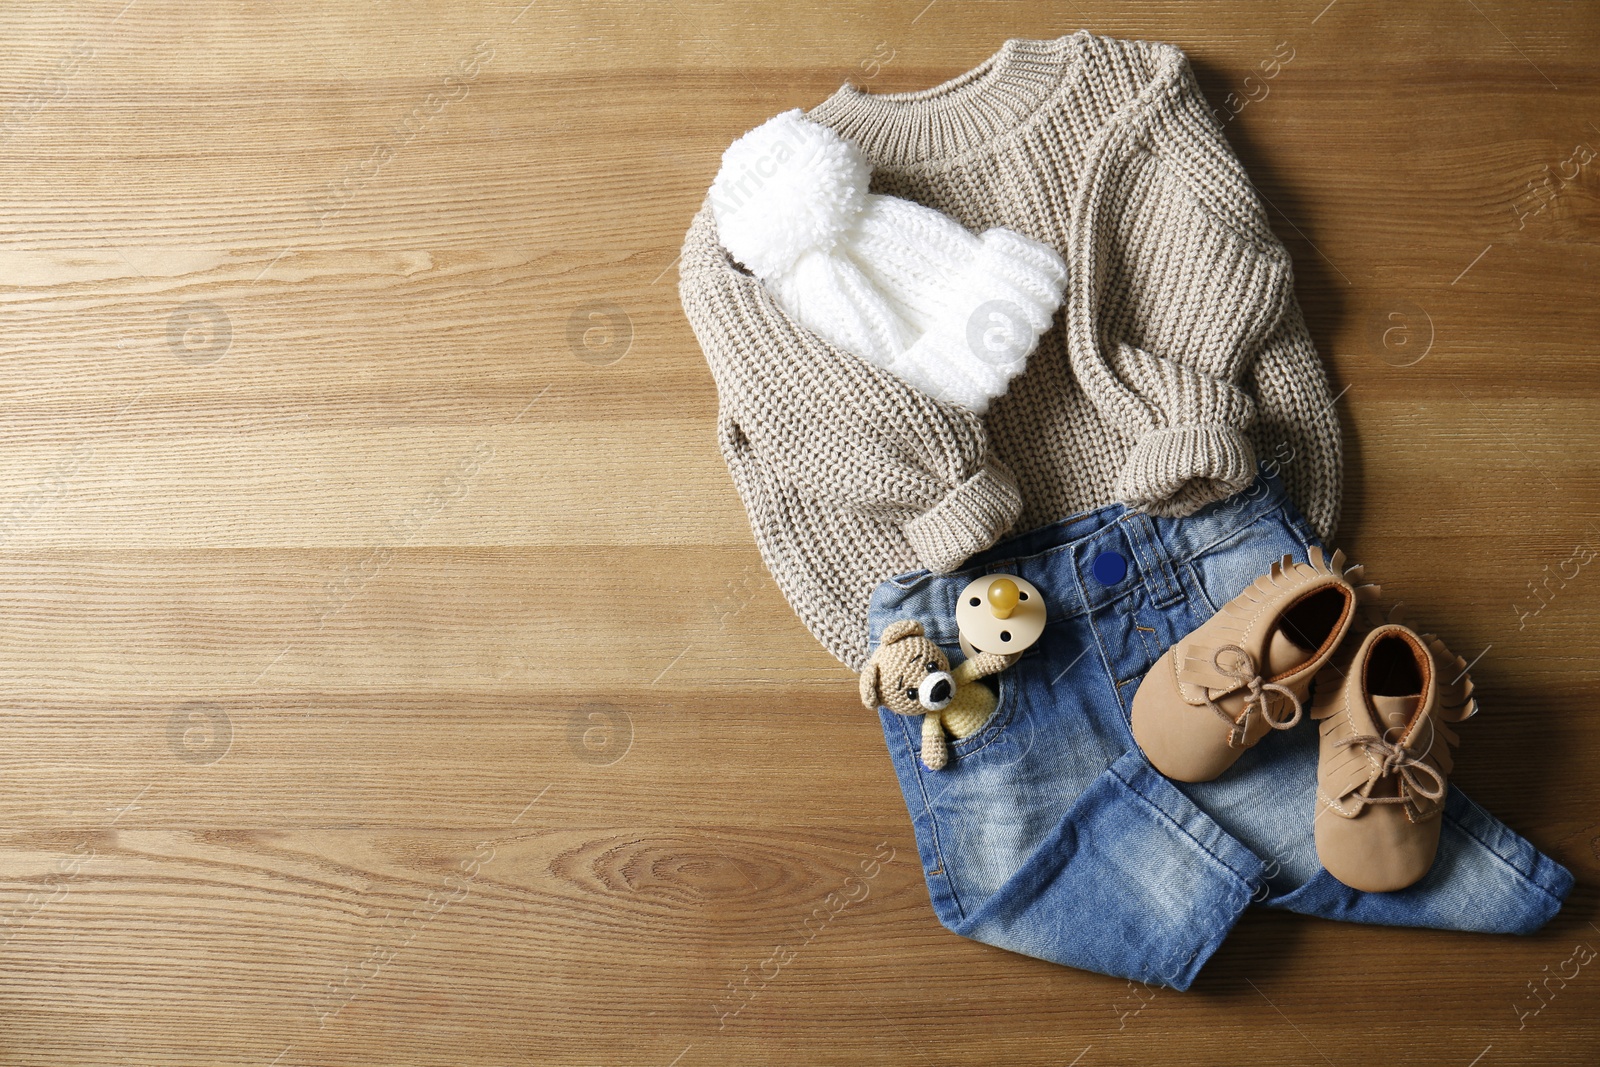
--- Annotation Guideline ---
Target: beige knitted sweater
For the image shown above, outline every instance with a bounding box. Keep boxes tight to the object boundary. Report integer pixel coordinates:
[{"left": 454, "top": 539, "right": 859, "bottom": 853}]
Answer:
[{"left": 679, "top": 31, "right": 1342, "bottom": 671}]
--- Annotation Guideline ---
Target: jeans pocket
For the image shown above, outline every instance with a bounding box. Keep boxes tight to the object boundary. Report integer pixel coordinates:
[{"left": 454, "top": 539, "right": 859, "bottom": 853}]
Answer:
[
  {"left": 1276, "top": 494, "right": 1325, "bottom": 551},
  {"left": 946, "top": 654, "right": 1033, "bottom": 769},
  {"left": 1185, "top": 509, "right": 1310, "bottom": 617}
]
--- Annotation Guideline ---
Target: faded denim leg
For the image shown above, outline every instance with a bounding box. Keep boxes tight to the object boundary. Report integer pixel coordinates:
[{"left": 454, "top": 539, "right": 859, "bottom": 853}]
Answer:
[{"left": 1160, "top": 483, "right": 1574, "bottom": 931}]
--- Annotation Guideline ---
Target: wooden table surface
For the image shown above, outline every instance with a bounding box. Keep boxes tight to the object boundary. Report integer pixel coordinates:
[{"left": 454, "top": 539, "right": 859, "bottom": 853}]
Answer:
[{"left": 2, "top": 1, "right": 1597, "bottom": 1064}]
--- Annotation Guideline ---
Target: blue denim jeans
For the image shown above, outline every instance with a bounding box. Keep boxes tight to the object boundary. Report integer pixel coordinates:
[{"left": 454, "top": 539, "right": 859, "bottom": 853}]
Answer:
[{"left": 866, "top": 469, "right": 1573, "bottom": 990}]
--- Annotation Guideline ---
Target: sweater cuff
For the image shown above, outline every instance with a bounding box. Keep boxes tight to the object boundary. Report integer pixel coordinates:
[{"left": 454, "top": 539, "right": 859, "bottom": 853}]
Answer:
[
  {"left": 1114, "top": 423, "right": 1258, "bottom": 515},
  {"left": 903, "top": 458, "right": 1022, "bottom": 573}
]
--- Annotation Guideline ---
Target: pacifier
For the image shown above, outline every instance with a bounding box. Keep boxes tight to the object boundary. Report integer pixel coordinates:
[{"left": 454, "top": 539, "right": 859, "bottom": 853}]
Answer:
[{"left": 955, "top": 573, "right": 1046, "bottom": 659}]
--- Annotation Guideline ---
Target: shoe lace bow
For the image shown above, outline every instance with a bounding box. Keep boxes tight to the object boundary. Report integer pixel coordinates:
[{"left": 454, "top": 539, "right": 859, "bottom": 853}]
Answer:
[
  {"left": 1332, "top": 730, "right": 1446, "bottom": 803},
  {"left": 1202, "top": 643, "right": 1304, "bottom": 748}
]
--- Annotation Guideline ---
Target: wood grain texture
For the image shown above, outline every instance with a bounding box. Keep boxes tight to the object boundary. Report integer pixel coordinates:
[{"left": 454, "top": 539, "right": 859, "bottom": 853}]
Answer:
[{"left": 1, "top": 1, "right": 1597, "bottom": 1063}]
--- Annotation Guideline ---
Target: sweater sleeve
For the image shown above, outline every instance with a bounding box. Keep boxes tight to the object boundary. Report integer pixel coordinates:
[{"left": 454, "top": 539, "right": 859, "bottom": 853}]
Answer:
[
  {"left": 1243, "top": 298, "right": 1344, "bottom": 543},
  {"left": 1065, "top": 45, "right": 1299, "bottom": 518},
  {"left": 680, "top": 206, "right": 1023, "bottom": 574}
]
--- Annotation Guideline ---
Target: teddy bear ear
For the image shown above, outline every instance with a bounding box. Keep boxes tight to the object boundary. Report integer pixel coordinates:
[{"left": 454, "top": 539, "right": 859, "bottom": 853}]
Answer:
[
  {"left": 880, "top": 619, "right": 924, "bottom": 645},
  {"left": 858, "top": 661, "right": 882, "bottom": 710}
]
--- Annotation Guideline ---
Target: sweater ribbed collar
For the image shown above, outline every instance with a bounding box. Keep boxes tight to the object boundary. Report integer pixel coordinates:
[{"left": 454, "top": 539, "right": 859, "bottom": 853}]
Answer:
[{"left": 807, "top": 31, "right": 1090, "bottom": 168}]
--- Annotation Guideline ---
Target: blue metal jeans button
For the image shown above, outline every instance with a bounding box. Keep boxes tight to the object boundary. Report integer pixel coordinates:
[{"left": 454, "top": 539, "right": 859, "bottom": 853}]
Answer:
[{"left": 1092, "top": 550, "right": 1127, "bottom": 585}]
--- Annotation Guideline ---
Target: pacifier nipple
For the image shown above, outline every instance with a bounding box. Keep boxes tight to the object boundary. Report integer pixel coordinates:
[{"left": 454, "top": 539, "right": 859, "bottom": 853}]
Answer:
[{"left": 988, "top": 578, "right": 1019, "bottom": 619}]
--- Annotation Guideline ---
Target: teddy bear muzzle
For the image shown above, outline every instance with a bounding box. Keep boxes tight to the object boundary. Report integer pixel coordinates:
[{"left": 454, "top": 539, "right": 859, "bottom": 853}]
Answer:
[{"left": 918, "top": 671, "right": 955, "bottom": 711}]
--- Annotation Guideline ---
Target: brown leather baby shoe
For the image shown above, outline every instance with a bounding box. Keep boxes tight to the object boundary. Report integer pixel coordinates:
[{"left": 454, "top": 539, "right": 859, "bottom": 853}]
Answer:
[
  {"left": 1131, "top": 546, "right": 1375, "bottom": 782},
  {"left": 1312, "top": 621, "right": 1478, "bottom": 892}
]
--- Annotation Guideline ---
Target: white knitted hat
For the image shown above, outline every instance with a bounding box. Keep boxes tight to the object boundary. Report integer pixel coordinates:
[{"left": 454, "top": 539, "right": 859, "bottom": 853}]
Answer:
[{"left": 709, "top": 110, "right": 1067, "bottom": 414}]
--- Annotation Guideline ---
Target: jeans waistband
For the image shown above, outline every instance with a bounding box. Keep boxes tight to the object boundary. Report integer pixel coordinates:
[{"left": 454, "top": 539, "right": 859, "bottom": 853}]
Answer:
[{"left": 877, "top": 466, "right": 1297, "bottom": 649}]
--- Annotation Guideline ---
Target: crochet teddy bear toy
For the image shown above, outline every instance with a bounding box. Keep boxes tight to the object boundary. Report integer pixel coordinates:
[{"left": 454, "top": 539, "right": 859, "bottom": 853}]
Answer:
[{"left": 859, "top": 619, "right": 1020, "bottom": 770}]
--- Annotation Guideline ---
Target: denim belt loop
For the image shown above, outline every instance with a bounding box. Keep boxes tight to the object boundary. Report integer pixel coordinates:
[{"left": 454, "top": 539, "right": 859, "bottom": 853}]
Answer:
[{"left": 1125, "top": 512, "right": 1184, "bottom": 609}]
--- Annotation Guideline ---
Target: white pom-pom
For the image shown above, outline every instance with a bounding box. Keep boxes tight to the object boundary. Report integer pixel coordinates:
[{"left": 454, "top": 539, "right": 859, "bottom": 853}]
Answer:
[{"left": 709, "top": 109, "right": 871, "bottom": 280}]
